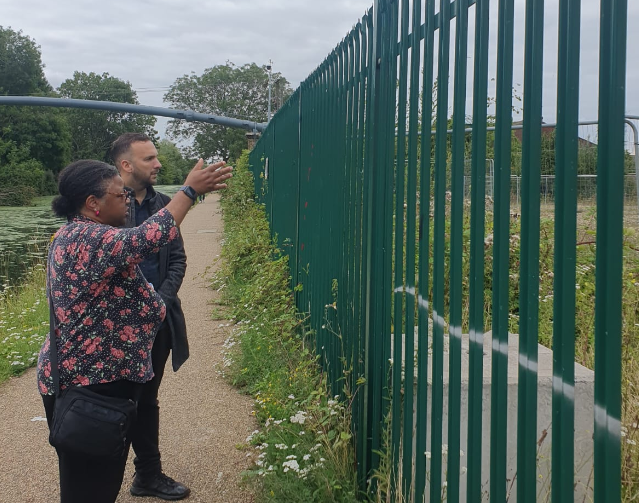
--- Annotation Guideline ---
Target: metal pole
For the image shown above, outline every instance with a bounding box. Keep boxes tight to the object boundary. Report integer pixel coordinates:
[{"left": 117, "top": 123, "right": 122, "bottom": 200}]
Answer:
[
  {"left": 267, "top": 60, "right": 273, "bottom": 122},
  {"left": 0, "top": 96, "right": 268, "bottom": 132}
]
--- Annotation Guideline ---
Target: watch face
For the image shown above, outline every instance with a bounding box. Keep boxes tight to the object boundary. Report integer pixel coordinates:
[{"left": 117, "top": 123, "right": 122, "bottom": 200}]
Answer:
[{"left": 180, "top": 186, "right": 197, "bottom": 200}]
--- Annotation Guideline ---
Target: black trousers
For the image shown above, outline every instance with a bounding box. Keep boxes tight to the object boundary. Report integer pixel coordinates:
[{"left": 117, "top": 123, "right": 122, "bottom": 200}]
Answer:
[
  {"left": 130, "top": 322, "right": 172, "bottom": 479},
  {"left": 42, "top": 380, "right": 143, "bottom": 503}
]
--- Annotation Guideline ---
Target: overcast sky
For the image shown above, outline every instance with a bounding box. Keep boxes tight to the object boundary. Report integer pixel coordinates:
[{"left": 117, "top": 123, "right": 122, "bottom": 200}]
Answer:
[{"left": 2, "top": 0, "right": 637, "bottom": 146}]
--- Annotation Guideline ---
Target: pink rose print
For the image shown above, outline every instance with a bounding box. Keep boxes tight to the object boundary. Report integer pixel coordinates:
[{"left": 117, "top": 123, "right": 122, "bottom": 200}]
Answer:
[
  {"left": 120, "top": 325, "right": 135, "bottom": 341},
  {"left": 102, "top": 229, "right": 116, "bottom": 244},
  {"left": 73, "top": 302, "right": 88, "bottom": 315},
  {"left": 62, "top": 357, "right": 77, "bottom": 370},
  {"left": 146, "top": 223, "right": 160, "bottom": 242},
  {"left": 54, "top": 245, "right": 65, "bottom": 264},
  {"left": 113, "top": 287, "right": 126, "bottom": 298},
  {"left": 55, "top": 307, "right": 68, "bottom": 323},
  {"left": 110, "top": 348, "right": 125, "bottom": 359},
  {"left": 111, "top": 240, "right": 124, "bottom": 256}
]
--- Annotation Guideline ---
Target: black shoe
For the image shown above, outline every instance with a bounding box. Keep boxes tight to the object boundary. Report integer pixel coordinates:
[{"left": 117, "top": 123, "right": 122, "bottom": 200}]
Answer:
[{"left": 130, "top": 472, "right": 191, "bottom": 500}]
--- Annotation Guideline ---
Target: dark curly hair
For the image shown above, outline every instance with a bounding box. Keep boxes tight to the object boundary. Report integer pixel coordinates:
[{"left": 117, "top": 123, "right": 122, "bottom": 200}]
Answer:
[{"left": 51, "top": 160, "right": 119, "bottom": 219}]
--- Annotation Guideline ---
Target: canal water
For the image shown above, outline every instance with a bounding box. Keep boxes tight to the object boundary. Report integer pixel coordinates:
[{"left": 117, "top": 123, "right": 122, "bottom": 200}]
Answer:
[{"left": 0, "top": 185, "right": 180, "bottom": 288}]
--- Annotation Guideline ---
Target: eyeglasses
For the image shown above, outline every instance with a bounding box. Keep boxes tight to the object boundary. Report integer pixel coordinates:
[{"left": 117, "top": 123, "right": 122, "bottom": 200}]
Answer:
[{"left": 107, "top": 191, "right": 131, "bottom": 200}]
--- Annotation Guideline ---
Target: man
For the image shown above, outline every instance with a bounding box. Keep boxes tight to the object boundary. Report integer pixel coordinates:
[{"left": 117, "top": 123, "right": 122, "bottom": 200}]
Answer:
[{"left": 110, "top": 133, "right": 192, "bottom": 501}]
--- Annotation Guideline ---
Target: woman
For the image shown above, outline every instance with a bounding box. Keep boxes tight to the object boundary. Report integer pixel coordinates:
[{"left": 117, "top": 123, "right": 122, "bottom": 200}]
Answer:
[{"left": 37, "top": 158, "right": 232, "bottom": 503}]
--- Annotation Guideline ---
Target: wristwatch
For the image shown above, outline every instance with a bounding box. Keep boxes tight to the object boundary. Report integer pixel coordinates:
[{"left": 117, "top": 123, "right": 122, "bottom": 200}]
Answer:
[{"left": 178, "top": 185, "right": 198, "bottom": 201}]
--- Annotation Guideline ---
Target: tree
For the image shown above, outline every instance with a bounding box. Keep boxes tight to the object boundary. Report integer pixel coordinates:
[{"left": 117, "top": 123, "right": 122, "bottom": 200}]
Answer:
[
  {"left": 0, "top": 105, "right": 71, "bottom": 174},
  {"left": 0, "top": 138, "right": 47, "bottom": 205},
  {"left": 164, "top": 62, "right": 292, "bottom": 163},
  {"left": 0, "top": 26, "right": 51, "bottom": 96},
  {"left": 58, "top": 72, "right": 157, "bottom": 161},
  {"left": 0, "top": 27, "right": 71, "bottom": 203},
  {"left": 156, "top": 139, "right": 192, "bottom": 185}
]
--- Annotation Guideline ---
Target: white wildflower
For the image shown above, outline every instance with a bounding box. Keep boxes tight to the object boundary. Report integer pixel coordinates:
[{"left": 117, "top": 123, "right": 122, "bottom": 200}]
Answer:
[
  {"left": 290, "top": 411, "right": 307, "bottom": 424},
  {"left": 282, "top": 460, "right": 300, "bottom": 473}
]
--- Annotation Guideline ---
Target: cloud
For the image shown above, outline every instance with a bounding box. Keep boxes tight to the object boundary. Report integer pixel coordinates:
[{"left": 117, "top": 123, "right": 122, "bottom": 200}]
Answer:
[{"left": 3, "top": 0, "right": 638, "bottom": 140}]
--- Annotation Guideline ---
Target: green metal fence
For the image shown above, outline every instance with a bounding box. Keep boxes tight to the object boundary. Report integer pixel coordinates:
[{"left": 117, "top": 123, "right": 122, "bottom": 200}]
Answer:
[{"left": 248, "top": 0, "right": 629, "bottom": 501}]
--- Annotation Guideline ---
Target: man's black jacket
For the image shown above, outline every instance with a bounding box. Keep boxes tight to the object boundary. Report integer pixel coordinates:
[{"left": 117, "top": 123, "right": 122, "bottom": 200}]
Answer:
[{"left": 125, "top": 186, "right": 189, "bottom": 371}]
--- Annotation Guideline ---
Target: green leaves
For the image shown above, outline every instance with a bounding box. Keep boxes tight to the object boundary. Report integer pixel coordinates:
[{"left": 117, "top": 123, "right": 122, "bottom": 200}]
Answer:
[
  {"left": 164, "top": 62, "right": 292, "bottom": 163},
  {"left": 0, "top": 27, "right": 70, "bottom": 202},
  {"left": 0, "top": 26, "right": 51, "bottom": 96},
  {"left": 58, "top": 71, "right": 157, "bottom": 161}
]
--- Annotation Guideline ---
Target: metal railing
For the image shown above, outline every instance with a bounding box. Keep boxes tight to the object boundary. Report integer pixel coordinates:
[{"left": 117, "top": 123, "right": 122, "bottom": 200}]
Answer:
[{"left": 249, "top": 0, "right": 629, "bottom": 501}]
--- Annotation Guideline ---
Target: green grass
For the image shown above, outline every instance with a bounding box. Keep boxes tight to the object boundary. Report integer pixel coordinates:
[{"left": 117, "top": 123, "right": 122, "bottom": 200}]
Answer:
[
  {"left": 0, "top": 263, "right": 48, "bottom": 384},
  {"left": 214, "top": 150, "right": 361, "bottom": 503}
]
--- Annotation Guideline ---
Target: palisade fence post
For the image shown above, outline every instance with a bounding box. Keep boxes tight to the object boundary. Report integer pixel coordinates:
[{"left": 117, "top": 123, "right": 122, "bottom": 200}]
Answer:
[
  {"left": 467, "top": 0, "right": 490, "bottom": 501},
  {"left": 594, "top": 0, "right": 627, "bottom": 501},
  {"left": 431, "top": 0, "right": 453, "bottom": 500},
  {"left": 358, "top": 9, "right": 374, "bottom": 490},
  {"left": 362, "top": 0, "right": 393, "bottom": 492},
  {"left": 490, "top": 0, "right": 515, "bottom": 502},
  {"left": 552, "top": 0, "right": 580, "bottom": 500},
  {"left": 415, "top": 0, "right": 437, "bottom": 501},
  {"left": 356, "top": 11, "right": 371, "bottom": 489},
  {"left": 517, "top": 0, "right": 544, "bottom": 502},
  {"left": 448, "top": 0, "right": 471, "bottom": 501},
  {"left": 391, "top": 0, "right": 409, "bottom": 499}
]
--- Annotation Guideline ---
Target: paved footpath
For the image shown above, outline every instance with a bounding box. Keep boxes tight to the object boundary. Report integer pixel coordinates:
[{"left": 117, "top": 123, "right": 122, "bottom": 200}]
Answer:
[{"left": 0, "top": 194, "right": 256, "bottom": 503}]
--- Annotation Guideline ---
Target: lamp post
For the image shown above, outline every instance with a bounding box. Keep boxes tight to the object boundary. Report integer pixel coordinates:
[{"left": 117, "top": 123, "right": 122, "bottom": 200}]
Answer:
[{"left": 267, "top": 60, "right": 273, "bottom": 122}]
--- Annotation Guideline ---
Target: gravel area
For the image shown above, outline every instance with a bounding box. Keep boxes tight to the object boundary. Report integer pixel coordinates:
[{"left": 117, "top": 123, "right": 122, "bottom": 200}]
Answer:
[{"left": 0, "top": 194, "right": 256, "bottom": 503}]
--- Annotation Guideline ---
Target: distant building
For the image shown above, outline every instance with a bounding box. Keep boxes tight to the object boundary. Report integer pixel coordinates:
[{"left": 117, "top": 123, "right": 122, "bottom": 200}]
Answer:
[{"left": 511, "top": 121, "right": 597, "bottom": 149}]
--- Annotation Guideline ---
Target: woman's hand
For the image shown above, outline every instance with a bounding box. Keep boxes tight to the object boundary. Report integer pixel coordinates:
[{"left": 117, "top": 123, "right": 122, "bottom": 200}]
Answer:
[{"left": 183, "top": 159, "right": 233, "bottom": 195}]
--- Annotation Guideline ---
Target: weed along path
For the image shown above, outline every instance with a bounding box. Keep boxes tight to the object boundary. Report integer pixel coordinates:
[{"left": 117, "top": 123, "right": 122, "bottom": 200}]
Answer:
[{"left": 0, "top": 193, "right": 256, "bottom": 503}]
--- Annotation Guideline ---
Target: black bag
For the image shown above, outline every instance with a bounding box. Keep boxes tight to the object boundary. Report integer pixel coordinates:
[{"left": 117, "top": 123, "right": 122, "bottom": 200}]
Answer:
[
  {"left": 47, "top": 297, "right": 137, "bottom": 458},
  {"left": 49, "top": 385, "right": 137, "bottom": 458}
]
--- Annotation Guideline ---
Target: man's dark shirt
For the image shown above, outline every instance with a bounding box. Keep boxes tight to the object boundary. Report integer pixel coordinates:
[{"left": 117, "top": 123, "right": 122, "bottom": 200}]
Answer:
[{"left": 136, "top": 190, "right": 161, "bottom": 289}]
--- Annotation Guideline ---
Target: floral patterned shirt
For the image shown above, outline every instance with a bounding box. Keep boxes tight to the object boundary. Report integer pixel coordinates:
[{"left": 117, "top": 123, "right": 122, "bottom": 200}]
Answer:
[{"left": 37, "top": 209, "right": 180, "bottom": 395}]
